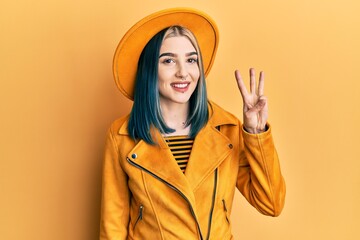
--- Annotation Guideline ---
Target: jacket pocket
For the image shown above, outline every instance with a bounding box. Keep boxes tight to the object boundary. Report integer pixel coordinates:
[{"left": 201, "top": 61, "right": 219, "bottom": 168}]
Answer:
[
  {"left": 133, "top": 205, "right": 144, "bottom": 230},
  {"left": 222, "top": 199, "right": 230, "bottom": 225}
]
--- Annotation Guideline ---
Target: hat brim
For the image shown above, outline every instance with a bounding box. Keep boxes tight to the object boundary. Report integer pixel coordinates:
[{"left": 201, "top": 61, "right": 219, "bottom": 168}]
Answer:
[{"left": 113, "top": 8, "right": 219, "bottom": 100}]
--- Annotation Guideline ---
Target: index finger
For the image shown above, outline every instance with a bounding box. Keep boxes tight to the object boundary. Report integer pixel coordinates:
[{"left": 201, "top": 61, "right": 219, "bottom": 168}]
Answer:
[{"left": 234, "top": 70, "right": 248, "bottom": 100}]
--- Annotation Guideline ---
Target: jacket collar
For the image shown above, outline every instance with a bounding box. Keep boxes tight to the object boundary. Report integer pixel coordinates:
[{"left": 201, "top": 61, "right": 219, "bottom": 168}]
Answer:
[
  {"left": 119, "top": 101, "right": 237, "bottom": 202},
  {"left": 125, "top": 121, "right": 234, "bottom": 206}
]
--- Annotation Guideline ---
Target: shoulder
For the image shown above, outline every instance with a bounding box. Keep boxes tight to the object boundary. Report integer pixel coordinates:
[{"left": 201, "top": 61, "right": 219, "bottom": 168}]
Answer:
[
  {"left": 208, "top": 101, "right": 241, "bottom": 127},
  {"left": 108, "top": 114, "right": 131, "bottom": 136}
]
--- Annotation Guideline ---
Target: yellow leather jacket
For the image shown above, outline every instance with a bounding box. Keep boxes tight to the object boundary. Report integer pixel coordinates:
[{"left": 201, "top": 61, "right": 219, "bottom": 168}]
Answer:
[{"left": 100, "top": 102, "right": 286, "bottom": 240}]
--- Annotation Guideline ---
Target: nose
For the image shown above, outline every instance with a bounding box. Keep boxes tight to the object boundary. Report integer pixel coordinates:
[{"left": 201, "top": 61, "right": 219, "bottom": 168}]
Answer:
[{"left": 175, "top": 62, "right": 188, "bottom": 80}]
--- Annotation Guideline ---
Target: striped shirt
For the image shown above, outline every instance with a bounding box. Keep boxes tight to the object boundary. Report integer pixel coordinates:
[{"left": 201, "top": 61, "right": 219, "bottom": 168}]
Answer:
[{"left": 164, "top": 135, "right": 194, "bottom": 173}]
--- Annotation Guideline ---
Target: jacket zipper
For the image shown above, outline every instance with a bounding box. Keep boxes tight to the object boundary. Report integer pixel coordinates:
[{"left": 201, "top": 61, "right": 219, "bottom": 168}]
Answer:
[
  {"left": 206, "top": 168, "right": 218, "bottom": 240},
  {"left": 133, "top": 205, "right": 143, "bottom": 230},
  {"left": 127, "top": 157, "right": 204, "bottom": 240}
]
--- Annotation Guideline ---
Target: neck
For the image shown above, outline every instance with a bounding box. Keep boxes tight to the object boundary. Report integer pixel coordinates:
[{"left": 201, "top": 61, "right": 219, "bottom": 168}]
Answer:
[{"left": 160, "top": 101, "right": 190, "bottom": 136}]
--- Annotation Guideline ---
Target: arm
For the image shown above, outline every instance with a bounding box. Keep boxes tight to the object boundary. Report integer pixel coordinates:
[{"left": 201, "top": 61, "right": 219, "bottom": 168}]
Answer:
[
  {"left": 234, "top": 68, "right": 285, "bottom": 216},
  {"left": 236, "top": 124, "right": 286, "bottom": 216},
  {"left": 100, "top": 128, "right": 130, "bottom": 239}
]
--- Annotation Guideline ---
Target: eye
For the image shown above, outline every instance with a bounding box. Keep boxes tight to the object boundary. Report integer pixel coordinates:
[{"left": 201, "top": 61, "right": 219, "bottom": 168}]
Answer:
[
  {"left": 187, "top": 58, "right": 198, "bottom": 64},
  {"left": 161, "top": 58, "right": 175, "bottom": 64}
]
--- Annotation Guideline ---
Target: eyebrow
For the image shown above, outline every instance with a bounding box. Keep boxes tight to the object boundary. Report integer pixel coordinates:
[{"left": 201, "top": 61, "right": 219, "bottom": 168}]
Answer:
[{"left": 159, "top": 52, "right": 198, "bottom": 58}]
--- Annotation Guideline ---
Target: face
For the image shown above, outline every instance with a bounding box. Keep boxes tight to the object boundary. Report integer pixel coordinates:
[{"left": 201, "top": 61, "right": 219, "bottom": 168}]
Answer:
[{"left": 158, "top": 36, "right": 200, "bottom": 107}]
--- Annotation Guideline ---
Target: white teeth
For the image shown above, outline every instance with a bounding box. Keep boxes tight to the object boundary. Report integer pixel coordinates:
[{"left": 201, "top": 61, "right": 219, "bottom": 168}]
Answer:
[{"left": 172, "top": 83, "right": 188, "bottom": 88}]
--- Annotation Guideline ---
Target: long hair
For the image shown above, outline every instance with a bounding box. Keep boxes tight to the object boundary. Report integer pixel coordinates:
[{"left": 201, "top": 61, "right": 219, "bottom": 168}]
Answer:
[{"left": 128, "top": 26, "right": 209, "bottom": 144}]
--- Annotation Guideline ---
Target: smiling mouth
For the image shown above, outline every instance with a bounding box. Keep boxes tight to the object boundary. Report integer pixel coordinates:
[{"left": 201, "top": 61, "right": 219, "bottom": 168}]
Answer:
[
  {"left": 170, "top": 82, "right": 190, "bottom": 93},
  {"left": 171, "top": 83, "right": 190, "bottom": 89}
]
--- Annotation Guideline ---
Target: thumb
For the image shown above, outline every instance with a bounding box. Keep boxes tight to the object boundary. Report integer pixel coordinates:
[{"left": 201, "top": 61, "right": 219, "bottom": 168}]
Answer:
[{"left": 247, "top": 98, "right": 266, "bottom": 114}]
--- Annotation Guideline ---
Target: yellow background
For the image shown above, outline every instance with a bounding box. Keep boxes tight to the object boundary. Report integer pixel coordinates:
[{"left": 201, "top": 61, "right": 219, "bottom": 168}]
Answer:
[{"left": 1, "top": 0, "right": 359, "bottom": 239}]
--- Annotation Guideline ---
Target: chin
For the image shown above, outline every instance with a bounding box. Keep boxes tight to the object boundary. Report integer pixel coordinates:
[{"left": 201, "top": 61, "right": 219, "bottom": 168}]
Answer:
[
  {"left": 160, "top": 96, "right": 192, "bottom": 106},
  {"left": 172, "top": 98, "right": 192, "bottom": 104}
]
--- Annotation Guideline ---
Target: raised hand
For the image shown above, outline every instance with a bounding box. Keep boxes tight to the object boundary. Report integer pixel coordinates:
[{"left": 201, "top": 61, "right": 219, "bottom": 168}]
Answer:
[{"left": 235, "top": 68, "right": 268, "bottom": 134}]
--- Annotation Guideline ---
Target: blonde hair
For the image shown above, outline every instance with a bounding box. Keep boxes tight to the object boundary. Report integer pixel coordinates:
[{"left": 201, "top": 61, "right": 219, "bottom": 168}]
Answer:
[{"left": 163, "top": 26, "right": 205, "bottom": 77}]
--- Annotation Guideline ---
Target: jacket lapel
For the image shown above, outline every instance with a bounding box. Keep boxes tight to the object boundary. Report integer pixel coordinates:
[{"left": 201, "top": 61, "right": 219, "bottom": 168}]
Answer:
[
  {"left": 184, "top": 122, "right": 233, "bottom": 191},
  {"left": 126, "top": 128, "right": 196, "bottom": 204}
]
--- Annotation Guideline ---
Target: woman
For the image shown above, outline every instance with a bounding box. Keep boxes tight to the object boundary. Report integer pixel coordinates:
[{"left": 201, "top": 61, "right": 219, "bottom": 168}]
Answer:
[{"left": 100, "top": 8, "right": 285, "bottom": 240}]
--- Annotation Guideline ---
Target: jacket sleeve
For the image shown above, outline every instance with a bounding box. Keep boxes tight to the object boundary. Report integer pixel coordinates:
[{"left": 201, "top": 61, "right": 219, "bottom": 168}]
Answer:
[
  {"left": 236, "top": 123, "right": 286, "bottom": 216},
  {"left": 100, "top": 128, "right": 130, "bottom": 239}
]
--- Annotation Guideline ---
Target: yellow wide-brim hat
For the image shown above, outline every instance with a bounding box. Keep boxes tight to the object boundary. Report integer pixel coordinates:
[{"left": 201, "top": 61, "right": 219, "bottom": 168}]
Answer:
[{"left": 113, "top": 8, "right": 219, "bottom": 100}]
